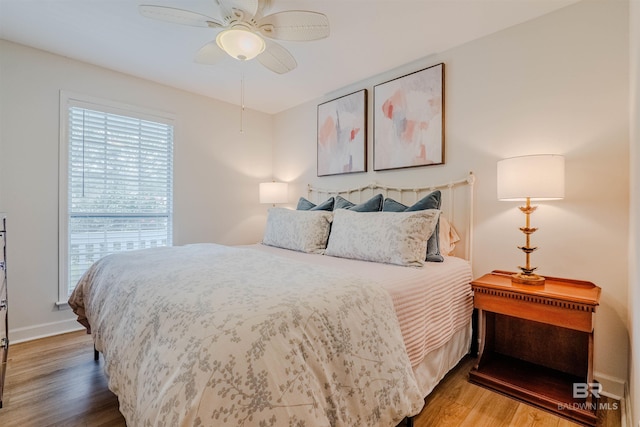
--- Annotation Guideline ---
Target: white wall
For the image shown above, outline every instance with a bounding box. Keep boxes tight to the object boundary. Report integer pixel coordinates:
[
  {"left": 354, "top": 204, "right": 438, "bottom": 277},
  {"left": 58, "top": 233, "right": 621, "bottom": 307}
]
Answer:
[
  {"left": 629, "top": 0, "right": 640, "bottom": 424},
  {"left": 273, "top": 0, "right": 630, "bottom": 395},
  {"left": 0, "top": 40, "right": 274, "bottom": 341}
]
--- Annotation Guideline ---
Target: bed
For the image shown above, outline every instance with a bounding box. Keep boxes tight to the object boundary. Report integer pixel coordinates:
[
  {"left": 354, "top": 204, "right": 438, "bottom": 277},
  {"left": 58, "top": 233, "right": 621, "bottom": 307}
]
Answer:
[{"left": 68, "top": 173, "right": 475, "bottom": 427}]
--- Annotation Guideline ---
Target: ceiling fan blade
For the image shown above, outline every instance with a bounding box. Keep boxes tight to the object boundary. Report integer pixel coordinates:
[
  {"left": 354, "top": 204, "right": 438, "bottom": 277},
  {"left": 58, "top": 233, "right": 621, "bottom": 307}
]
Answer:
[
  {"left": 139, "top": 5, "right": 223, "bottom": 28},
  {"left": 257, "top": 41, "right": 297, "bottom": 74},
  {"left": 194, "top": 41, "right": 227, "bottom": 65},
  {"left": 255, "top": 0, "right": 271, "bottom": 19},
  {"left": 216, "top": 0, "right": 259, "bottom": 19},
  {"left": 258, "top": 11, "right": 329, "bottom": 41}
]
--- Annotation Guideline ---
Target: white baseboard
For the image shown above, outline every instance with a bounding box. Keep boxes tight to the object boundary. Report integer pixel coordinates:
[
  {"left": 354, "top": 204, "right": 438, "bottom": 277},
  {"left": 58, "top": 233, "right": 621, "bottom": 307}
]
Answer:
[
  {"left": 595, "top": 370, "right": 625, "bottom": 400},
  {"left": 8, "top": 318, "right": 85, "bottom": 344}
]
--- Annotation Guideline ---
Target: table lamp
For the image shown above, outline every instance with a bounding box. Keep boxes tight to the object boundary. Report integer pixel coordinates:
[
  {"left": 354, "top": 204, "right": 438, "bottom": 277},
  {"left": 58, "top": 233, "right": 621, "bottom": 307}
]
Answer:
[
  {"left": 259, "top": 182, "right": 288, "bottom": 207},
  {"left": 497, "top": 154, "right": 565, "bottom": 285}
]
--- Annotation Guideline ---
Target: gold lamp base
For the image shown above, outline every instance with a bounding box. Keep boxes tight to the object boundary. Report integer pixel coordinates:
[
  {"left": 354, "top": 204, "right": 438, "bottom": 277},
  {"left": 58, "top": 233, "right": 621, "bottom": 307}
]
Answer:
[
  {"left": 511, "top": 272, "right": 545, "bottom": 286},
  {"left": 512, "top": 197, "right": 546, "bottom": 286}
]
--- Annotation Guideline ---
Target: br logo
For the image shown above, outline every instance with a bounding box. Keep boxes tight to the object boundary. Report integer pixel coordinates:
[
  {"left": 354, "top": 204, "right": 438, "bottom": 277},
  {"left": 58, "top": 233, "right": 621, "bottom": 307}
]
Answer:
[{"left": 573, "top": 382, "right": 602, "bottom": 399}]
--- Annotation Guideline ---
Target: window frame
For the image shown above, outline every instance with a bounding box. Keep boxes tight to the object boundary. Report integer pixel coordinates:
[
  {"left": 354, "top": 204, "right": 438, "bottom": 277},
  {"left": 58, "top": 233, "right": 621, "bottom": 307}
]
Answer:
[{"left": 58, "top": 91, "right": 175, "bottom": 305}]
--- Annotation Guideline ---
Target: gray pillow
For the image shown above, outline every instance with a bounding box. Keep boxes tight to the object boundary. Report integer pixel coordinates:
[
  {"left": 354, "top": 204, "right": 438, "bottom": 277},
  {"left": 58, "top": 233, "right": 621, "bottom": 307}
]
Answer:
[
  {"left": 382, "top": 190, "right": 443, "bottom": 262},
  {"left": 296, "top": 196, "right": 334, "bottom": 211},
  {"left": 334, "top": 194, "right": 383, "bottom": 212}
]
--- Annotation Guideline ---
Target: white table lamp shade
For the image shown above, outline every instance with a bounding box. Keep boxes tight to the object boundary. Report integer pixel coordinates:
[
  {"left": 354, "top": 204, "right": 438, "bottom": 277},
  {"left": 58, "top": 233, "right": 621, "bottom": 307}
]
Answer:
[
  {"left": 259, "top": 182, "right": 288, "bottom": 204},
  {"left": 497, "top": 154, "right": 565, "bottom": 201}
]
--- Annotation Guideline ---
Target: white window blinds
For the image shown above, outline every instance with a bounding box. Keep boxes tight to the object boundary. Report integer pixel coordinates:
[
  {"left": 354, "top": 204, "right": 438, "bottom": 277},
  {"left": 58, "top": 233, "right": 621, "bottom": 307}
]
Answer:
[{"left": 63, "top": 104, "right": 173, "bottom": 297}]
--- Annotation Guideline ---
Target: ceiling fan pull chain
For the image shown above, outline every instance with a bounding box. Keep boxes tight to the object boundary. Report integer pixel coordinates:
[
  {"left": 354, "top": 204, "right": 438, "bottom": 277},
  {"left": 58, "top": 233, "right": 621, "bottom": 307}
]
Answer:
[{"left": 240, "top": 73, "right": 245, "bottom": 134}]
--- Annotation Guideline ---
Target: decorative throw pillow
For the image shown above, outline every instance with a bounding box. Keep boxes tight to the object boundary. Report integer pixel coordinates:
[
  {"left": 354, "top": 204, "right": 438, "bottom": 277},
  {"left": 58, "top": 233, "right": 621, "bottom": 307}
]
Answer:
[
  {"left": 382, "top": 190, "right": 443, "bottom": 262},
  {"left": 296, "top": 196, "right": 334, "bottom": 211},
  {"left": 439, "top": 216, "right": 461, "bottom": 256},
  {"left": 334, "top": 194, "right": 384, "bottom": 212},
  {"left": 263, "top": 208, "right": 333, "bottom": 254},
  {"left": 325, "top": 209, "right": 440, "bottom": 267}
]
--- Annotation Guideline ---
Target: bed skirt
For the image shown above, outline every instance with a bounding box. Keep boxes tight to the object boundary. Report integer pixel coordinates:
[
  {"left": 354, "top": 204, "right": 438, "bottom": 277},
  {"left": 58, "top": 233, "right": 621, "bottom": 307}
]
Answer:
[{"left": 413, "top": 322, "right": 472, "bottom": 397}]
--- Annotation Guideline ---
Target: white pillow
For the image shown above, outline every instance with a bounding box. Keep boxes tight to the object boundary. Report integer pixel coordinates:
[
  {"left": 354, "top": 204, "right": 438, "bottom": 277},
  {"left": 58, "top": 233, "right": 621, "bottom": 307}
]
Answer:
[
  {"left": 325, "top": 209, "right": 440, "bottom": 266},
  {"left": 262, "top": 208, "right": 333, "bottom": 254},
  {"left": 439, "top": 216, "right": 461, "bottom": 256}
]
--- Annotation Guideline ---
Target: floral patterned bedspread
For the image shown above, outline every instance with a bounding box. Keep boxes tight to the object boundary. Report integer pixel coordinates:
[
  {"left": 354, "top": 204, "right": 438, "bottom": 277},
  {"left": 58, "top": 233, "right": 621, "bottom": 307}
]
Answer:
[{"left": 68, "top": 243, "right": 424, "bottom": 426}]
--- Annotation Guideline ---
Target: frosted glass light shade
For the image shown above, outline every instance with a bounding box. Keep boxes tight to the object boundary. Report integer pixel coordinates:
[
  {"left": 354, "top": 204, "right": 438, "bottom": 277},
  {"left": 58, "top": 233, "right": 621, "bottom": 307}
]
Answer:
[
  {"left": 259, "top": 182, "right": 288, "bottom": 204},
  {"left": 216, "top": 28, "right": 265, "bottom": 61},
  {"left": 497, "top": 154, "right": 565, "bottom": 201}
]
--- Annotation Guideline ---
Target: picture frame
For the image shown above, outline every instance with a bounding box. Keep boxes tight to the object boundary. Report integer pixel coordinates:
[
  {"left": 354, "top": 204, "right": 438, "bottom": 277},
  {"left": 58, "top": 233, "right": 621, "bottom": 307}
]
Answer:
[
  {"left": 317, "top": 89, "right": 367, "bottom": 176},
  {"left": 373, "top": 63, "right": 444, "bottom": 171}
]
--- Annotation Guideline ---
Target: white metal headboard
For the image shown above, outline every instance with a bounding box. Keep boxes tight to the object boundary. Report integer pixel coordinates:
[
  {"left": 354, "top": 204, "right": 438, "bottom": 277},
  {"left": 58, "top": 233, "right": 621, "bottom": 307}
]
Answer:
[{"left": 307, "top": 172, "right": 476, "bottom": 262}]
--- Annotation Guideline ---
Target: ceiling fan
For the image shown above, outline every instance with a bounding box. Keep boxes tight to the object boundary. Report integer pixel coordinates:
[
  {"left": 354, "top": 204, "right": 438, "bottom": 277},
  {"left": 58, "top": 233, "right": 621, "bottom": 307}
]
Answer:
[{"left": 139, "top": 0, "right": 330, "bottom": 74}]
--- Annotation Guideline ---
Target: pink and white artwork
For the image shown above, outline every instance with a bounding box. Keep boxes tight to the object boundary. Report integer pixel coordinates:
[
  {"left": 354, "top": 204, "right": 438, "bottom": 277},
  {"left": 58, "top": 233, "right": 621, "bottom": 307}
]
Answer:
[
  {"left": 317, "top": 89, "right": 367, "bottom": 176},
  {"left": 374, "top": 63, "right": 444, "bottom": 171}
]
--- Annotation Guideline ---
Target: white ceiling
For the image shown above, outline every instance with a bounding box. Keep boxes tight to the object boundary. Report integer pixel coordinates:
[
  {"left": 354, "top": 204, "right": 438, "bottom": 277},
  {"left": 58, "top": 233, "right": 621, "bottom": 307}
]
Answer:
[{"left": 0, "top": 0, "right": 578, "bottom": 114}]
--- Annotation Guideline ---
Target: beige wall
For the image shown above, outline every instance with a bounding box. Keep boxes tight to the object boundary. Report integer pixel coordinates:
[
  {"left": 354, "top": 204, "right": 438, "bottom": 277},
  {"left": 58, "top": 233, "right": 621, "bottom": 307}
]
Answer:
[
  {"left": 0, "top": 40, "right": 274, "bottom": 341},
  {"left": 629, "top": 0, "right": 640, "bottom": 424},
  {"left": 273, "top": 0, "right": 630, "bottom": 395}
]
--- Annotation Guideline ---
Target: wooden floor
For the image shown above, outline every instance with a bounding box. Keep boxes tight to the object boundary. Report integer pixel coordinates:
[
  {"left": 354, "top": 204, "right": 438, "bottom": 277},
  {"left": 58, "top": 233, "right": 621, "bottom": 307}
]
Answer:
[{"left": 0, "top": 331, "right": 621, "bottom": 427}]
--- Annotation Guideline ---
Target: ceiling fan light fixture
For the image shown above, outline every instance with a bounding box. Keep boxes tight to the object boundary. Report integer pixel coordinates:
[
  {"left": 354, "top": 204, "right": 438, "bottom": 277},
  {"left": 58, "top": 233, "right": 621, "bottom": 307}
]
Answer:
[
  {"left": 216, "top": 28, "right": 265, "bottom": 61},
  {"left": 140, "top": 3, "right": 329, "bottom": 73}
]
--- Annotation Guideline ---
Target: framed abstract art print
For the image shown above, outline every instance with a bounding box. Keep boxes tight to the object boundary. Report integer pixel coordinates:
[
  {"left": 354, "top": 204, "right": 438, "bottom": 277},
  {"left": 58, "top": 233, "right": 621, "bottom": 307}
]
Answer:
[
  {"left": 373, "top": 63, "right": 444, "bottom": 171},
  {"left": 317, "top": 89, "right": 367, "bottom": 176}
]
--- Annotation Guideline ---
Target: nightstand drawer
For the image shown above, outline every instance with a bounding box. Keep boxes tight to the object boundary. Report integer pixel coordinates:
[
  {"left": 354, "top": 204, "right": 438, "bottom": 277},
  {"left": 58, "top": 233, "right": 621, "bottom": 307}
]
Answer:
[{"left": 473, "top": 287, "right": 595, "bottom": 332}]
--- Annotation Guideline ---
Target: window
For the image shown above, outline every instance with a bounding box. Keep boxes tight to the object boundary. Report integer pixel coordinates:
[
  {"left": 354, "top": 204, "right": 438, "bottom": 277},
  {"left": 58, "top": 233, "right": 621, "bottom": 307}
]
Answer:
[{"left": 59, "top": 93, "right": 174, "bottom": 302}]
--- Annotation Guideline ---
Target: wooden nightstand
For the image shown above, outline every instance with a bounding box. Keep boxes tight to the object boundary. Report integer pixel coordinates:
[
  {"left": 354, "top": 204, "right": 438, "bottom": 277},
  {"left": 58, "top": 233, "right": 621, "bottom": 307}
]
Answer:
[{"left": 468, "top": 270, "right": 601, "bottom": 426}]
